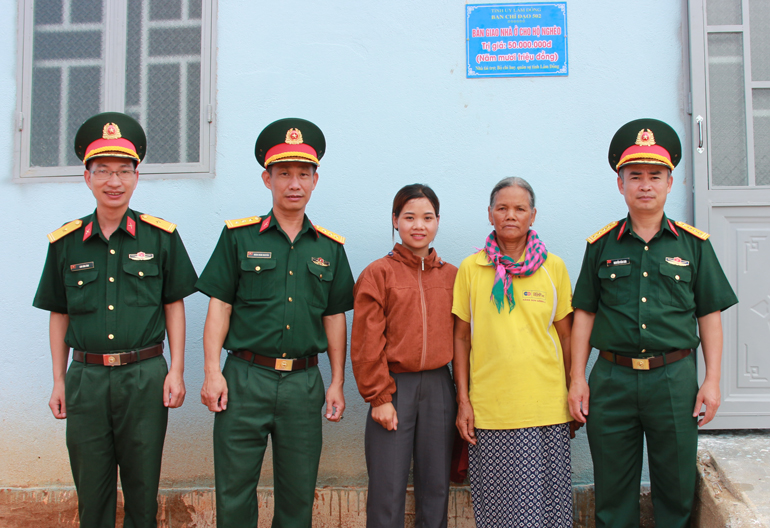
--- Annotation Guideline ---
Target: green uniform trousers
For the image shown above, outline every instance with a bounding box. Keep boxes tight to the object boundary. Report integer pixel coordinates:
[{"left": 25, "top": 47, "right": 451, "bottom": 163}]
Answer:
[
  {"left": 214, "top": 354, "right": 325, "bottom": 528},
  {"left": 587, "top": 353, "right": 699, "bottom": 528},
  {"left": 65, "top": 354, "right": 169, "bottom": 528}
]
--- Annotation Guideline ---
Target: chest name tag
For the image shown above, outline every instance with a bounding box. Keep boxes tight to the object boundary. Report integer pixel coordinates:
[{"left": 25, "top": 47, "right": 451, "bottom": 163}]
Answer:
[
  {"left": 70, "top": 261, "right": 94, "bottom": 271},
  {"left": 665, "top": 257, "right": 690, "bottom": 267},
  {"left": 606, "top": 258, "right": 630, "bottom": 267},
  {"left": 247, "top": 251, "right": 272, "bottom": 259},
  {"left": 129, "top": 252, "right": 154, "bottom": 261}
]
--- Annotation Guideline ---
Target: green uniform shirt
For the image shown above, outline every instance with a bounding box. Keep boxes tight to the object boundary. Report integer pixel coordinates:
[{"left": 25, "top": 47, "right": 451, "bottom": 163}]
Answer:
[
  {"left": 572, "top": 214, "right": 738, "bottom": 356},
  {"left": 195, "top": 211, "right": 355, "bottom": 358},
  {"left": 33, "top": 208, "right": 198, "bottom": 352}
]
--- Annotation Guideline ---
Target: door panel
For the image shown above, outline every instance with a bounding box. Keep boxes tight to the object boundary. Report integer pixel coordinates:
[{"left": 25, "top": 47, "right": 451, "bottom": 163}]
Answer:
[{"left": 690, "top": 0, "right": 770, "bottom": 428}]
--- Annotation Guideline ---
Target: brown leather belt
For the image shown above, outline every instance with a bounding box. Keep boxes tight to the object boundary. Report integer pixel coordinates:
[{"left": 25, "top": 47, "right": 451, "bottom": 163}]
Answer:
[
  {"left": 231, "top": 350, "right": 318, "bottom": 372},
  {"left": 72, "top": 343, "right": 164, "bottom": 367},
  {"left": 600, "top": 349, "right": 692, "bottom": 370}
]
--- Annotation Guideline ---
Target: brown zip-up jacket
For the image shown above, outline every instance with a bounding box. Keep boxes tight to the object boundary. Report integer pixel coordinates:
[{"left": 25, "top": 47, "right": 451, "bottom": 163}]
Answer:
[{"left": 351, "top": 243, "right": 458, "bottom": 407}]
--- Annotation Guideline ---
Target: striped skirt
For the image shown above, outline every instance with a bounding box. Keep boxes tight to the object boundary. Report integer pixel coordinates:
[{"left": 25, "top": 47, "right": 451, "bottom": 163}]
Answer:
[{"left": 468, "top": 423, "right": 572, "bottom": 528}]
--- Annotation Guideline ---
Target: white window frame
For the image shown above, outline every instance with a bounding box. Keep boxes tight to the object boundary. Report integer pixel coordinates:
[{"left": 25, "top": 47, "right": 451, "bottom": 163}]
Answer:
[{"left": 13, "top": 0, "right": 217, "bottom": 182}]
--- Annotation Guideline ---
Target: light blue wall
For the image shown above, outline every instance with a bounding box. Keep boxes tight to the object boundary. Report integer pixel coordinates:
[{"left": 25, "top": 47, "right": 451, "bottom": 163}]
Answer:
[{"left": 0, "top": 0, "right": 690, "bottom": 487}]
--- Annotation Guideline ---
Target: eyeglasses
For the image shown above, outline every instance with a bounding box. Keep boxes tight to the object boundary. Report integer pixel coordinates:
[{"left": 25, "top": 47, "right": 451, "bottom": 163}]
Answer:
[{"left": 91, "top": 169, "right": 136, "bottom": 181}]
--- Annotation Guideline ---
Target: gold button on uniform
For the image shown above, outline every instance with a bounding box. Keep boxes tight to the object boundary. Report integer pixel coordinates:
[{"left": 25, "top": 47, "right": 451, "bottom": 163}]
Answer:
[
  {"left": 289, "top": 271, "right": 293, "bottom": 275},
  {"left": 641, "top": 349, "right": 646, "bottom": 353},
  {"left": 319, "top": 274, "right": 323, "bottom": 279},
  {"left": 138, "top": 271, "right": 144, "bottom": 277},
  {"left": 643, "top": 271, "right": 648, "bottom": 277},
  {"left": 642, "top": 297, "right": 647, "bottom": 302},
  {"left": 108, "top": 305, "right": 114, "bottom": 310},
  {"left": 110, "top": 249, "right": 115, "bottom": 255},
  {"left": 255, "top": 266, "right": 261, "bottom": 271},
  {"left": 288, "top": 297, "right": 293, "bottom": 302},
  {"left": 675, "top": 275, "right": 680, "bottom": 281},
  {"left": 644, "top": 246, "right": 649, "bottom": 251},
  {"left": 109, "top": 277, "right": 115, "bottom": 282},
  {"left": 77, "top": 280, "right": 83, "bottom": 286},
  {"left": 610, "top": 273, "right": 616, "bottom": 279},
  {"left": 108, "top": 334, "right": 114, "bottom": 340},
  {"left": 642, "top": 324, "right": 647, "bottom": 329},
  {"left": 286, "top": 325, "right": 290, "bottom": 330},
  {"left": 282, "top": 353, "right": 287, "bottom": 357}
]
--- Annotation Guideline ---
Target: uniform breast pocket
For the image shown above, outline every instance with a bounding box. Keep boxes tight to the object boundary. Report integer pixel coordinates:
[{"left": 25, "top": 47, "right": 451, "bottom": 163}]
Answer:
[
  {"left": 239, "top": 259, "right": 277, "bottom": 300},
  {"left": 597, "top": 265, "right": 631, "bottom": 306},
  {"left": 659, "top": 264, "right": 693, "bottom": 308},
  {"left": 123, "top": 262, "right": 161, "bottom": 307},
  {"left": 64, "top": 270, "right": 99, "bottom": 315},
  {"left": 306, "top": 261, "right": 334, "bottom": 308}
]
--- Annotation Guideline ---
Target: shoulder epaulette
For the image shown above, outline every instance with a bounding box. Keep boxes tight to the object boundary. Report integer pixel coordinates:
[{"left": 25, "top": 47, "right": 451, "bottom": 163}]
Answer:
[
  {"left": 315, "top": 225, "right": 346, "bottom": 244},
  {"left": 225, "top": 216, "right": 262, "bottom": 229},
  {"left": 675, "top": 221, "right": 710, "bottom": 240},
  {"left": 140, "top": 214, "right": 177, "bottom": 233},
  {"left": 586, "top": 221, "right": 619, "bottom": 244},
  {"left": 47, "top": 219, "right": 83, "bottom": 243}
]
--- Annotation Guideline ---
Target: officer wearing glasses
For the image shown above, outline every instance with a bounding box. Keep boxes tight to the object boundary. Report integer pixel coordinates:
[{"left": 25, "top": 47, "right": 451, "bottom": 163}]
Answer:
[{"left": 33, "top": 112, "right": 198, "bottom": 528}]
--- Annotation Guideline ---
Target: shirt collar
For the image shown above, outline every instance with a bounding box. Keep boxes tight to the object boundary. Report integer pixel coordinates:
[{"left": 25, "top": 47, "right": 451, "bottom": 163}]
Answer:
[
  {"left": 83, "top": 209, "right": 137, "bottom": 242},
  {"left": 258, "top": 209, "right": 318, "bottom": 240},
  {"left": 617, "top": 213, "right": 679, "bottom": 241}
]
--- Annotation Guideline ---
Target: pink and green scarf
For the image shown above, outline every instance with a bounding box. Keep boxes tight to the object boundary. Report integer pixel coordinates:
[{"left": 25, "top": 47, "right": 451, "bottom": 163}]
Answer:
[{"left": 483, "top": 229, "right": 548, "bottom": 312}]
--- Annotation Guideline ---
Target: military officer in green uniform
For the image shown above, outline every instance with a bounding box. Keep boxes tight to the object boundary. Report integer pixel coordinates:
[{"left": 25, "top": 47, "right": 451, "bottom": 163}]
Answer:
[
  {"left": 197, "top": 118, "right": 355, "bottom": 528},
  {"left": 568, "top": 118, "right": 738, "bottom": 528},
  {"left": 33, "top": 112, "right": 198, "bottom": 528}
]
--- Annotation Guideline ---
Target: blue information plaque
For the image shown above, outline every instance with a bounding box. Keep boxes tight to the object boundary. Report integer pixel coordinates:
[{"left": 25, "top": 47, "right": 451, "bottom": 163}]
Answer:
[{"left": 466, "top": 3, "right": 568, "bottom": 78}]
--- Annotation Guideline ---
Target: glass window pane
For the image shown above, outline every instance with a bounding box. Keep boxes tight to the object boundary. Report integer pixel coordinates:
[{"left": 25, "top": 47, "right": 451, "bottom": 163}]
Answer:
[
  {"left": 707, "top": 0, "right": 742, "bottom": 25},
  {"left": 750, "top": 0, "right": 770, "bottom": 81},
  {"left": 754, "top": 89, "right": 770, "bottom": 186},
  {"left": 31, "top": 0, "right": 104, "bottom": 168},
  {"left": 708, "top": 33, "right": 748, "bottom": 186},
  {"left": 125, "top": 0, "right": 202, "bottom": 165}
]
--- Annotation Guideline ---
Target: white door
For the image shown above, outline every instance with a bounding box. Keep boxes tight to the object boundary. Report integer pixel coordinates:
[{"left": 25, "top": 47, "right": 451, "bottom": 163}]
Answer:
[{"left": 690, "top": 0, "right": 770, "bottom": 428}]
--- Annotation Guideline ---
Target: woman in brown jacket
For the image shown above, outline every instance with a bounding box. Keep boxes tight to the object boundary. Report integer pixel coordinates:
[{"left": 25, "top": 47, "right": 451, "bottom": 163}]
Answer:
[{"left": 351, "top": 184, "right": 458, "bottom": 528}]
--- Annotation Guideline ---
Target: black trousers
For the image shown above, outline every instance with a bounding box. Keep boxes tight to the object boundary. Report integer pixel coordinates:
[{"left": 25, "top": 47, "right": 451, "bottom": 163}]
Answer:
[{"left": 364, "top": 366, "right": 456, "bottom": 528}]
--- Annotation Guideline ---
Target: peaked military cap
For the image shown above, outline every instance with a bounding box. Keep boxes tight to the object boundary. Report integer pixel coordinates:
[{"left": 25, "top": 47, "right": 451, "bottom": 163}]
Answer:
[
  {"left": 255, "top": 118, "right": 326, "bottom": 168},
  {"left": 608, "top": 118, "right": 681, "bottom": 172},
  {"left": 74, "top": 112, "right": 147, "bottom": 165}
]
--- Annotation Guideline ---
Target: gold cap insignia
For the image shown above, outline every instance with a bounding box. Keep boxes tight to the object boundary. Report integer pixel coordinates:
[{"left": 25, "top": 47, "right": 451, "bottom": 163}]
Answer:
[
  {"left": 103, "top": 123, "right": 122, "bottom": 140},
  {"left": 285, "top": 128, "right": 304, "bottom": 145},
  {"left": 635, "top": 129, "right": 656, "bottom": 146}
]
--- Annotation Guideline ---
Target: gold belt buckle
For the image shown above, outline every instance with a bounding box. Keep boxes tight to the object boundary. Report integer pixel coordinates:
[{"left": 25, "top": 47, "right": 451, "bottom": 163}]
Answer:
[
  {"left": 275, "top": 358, "right": 294, "bottom": 372},
  {"left": 632, "top": 358, "right": 650, "bottom": 370},
  {"left": 103, "top": 354, "right": 121, "bottom": 366}
]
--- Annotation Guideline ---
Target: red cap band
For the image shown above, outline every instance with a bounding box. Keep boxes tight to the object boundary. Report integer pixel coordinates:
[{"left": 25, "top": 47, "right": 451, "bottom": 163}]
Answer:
[
  {"left": 264, "top": 143, "right": 319, "bottom": 166},
  {"left": 617, "top": 144, "right": 673, "bottom": 171},
  {"left": 84, "top": 138, "right": 140, "bottom": 164}
]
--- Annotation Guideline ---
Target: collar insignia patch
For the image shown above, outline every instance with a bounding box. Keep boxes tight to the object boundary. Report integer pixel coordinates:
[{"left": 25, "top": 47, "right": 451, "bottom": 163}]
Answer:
[
  {"left": 70, "top": 262, "right": 94, "bottom": 271},
  {"left": 666, "top": 257, "right": 689, "bottom": 267},
  {"left": 312, "top": 257, "right": 330, "bottom": 267},
  {"left": 129, "top": 252, "right": 154, "bottom": 261}
]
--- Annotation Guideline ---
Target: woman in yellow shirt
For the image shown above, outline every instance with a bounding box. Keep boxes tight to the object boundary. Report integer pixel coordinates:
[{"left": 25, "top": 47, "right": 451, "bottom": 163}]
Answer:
[{"left": 453, "top": 177, "right": 575, "bottom": 528}]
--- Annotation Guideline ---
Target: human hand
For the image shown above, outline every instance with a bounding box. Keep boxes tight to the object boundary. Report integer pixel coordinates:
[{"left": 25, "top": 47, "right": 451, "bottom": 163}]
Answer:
[
  {"left": 569, "top": 420, "right": 584, "bottom": 439},
  {"left": 163, "top": 369, "right": 186, "bottom": 408},
  {"left": 200, "top": 371, "right": 228, "bottom": 412},
  {"left": 49, "top": 381, "right": 67, "bottom": 419},
  {"left": 371, "top": 402, "right": 398, "bottom": 431},
  {"left": 694, "top": 379, "right": 721, "bottom": 427},
  {"left": 325, "top": 381, "right": 345, "bottom": 422},
  {"left": 568, "top": 378, "right": 590, "bottom": 423},
  {"left": 456, "top": 400, "right": 477, "bottom": 445}
]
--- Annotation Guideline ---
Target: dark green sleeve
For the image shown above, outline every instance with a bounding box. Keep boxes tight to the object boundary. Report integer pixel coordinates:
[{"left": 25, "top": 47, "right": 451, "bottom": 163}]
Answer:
[
  {"left": 324, "top": 244, "right": 354, "bottom": 316},
  {"left": 196, "top": 226, "right": 239, "bottom": 305},
  {"left": 572, "top": 242, "right": 601, "bottom": 313},
  {"left": 692, "top": 239, "right": 738, "bottom": 317},
  {"left": 33, "top": 241, "right": 68, "bottom": 314},
  {"left": 161, "top": 229, "right": 199, "bottom": 304}
]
